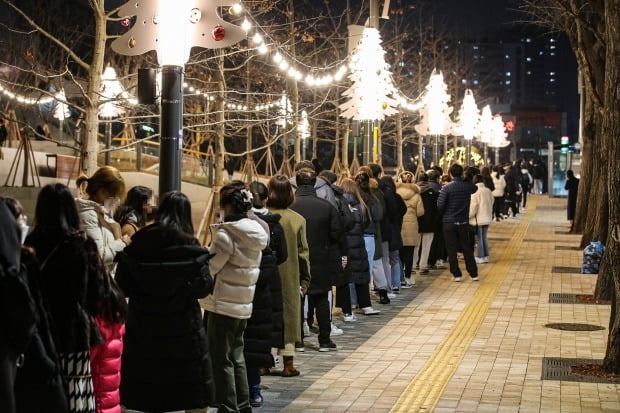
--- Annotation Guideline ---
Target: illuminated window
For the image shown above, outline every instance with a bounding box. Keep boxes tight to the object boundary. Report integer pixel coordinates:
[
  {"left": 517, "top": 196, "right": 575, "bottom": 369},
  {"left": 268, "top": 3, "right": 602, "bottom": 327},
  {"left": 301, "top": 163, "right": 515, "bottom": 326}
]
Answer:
[
  {"left": 506, "top": 72, "right": 511, "bottom": 77},
  {"left": 526, "top": 57, "right": 532, "bottom": 62}
]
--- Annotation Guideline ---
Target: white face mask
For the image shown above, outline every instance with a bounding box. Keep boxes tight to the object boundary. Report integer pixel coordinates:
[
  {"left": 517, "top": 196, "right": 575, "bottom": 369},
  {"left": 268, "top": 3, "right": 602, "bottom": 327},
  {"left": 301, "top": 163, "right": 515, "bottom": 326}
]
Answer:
[{"left": 103, "top": 197, "right": 121, "bottom": 214}]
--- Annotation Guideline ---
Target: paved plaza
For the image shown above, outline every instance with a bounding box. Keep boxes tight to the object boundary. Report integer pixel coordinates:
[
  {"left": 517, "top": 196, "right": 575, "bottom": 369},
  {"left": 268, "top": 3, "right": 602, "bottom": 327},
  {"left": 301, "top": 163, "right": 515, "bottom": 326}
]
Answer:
[{"left": 252, "top": 195, "right": 619, "bottom": 412}]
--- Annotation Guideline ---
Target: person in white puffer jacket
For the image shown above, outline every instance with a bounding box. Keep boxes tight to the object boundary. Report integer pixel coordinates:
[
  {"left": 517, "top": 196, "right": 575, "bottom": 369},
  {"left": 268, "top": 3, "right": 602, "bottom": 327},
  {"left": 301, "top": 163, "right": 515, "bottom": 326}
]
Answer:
[
  {"left": 491, "top": 165, "right": 506, "bottom": 221},
  {"left": 75, "top": 166, "right": 130, "bottom": 272},
  {"left": 469, "top": 175, "right": 495, "bottom": 263},
  {"left": 205, "top": 183, "right": 269, "bottom": 413}
]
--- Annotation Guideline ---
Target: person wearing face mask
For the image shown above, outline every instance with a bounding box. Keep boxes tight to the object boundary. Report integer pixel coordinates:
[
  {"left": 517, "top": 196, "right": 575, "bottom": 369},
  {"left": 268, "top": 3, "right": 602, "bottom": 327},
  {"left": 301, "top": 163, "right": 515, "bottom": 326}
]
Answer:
[{"left": 76, "top": 166, "right": 131, "bottom": 272}]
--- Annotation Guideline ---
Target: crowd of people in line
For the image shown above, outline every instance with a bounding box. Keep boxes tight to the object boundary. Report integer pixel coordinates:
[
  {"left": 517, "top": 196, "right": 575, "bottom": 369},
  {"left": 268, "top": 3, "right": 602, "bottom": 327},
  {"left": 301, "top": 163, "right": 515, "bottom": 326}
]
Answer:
[{"left": 1, "top": 157, "right": 546, "bottom": 413}]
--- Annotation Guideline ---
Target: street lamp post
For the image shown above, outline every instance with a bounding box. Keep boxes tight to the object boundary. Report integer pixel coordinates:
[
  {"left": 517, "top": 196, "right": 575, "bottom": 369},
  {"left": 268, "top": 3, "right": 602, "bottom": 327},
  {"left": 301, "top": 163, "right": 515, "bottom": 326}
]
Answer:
[{"left": 111, "top": 0, "right": 244, "bottom": 196}]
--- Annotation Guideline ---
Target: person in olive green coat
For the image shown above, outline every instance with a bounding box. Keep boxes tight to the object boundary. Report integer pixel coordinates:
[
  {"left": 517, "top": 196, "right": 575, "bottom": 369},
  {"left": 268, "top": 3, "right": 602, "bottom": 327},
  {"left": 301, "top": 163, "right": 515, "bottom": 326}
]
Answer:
[{"left": 266, "top": 175, "right": 311, "bottom": 377}]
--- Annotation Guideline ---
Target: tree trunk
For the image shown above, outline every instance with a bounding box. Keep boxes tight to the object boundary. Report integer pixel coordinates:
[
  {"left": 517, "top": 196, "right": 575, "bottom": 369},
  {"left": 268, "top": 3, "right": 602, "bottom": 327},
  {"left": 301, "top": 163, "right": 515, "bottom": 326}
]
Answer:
[
  {"left": 572, "top": 95, "right": 596, "bottom": 233},
  {"left": 601, "top": 0, "right": 620, "bottom": 374},
  {"left": 342, "top": 118, "right": 350, "bottom": 171},
  {"left": 83, "top": 4, "right": 107, "bottom": 176}
]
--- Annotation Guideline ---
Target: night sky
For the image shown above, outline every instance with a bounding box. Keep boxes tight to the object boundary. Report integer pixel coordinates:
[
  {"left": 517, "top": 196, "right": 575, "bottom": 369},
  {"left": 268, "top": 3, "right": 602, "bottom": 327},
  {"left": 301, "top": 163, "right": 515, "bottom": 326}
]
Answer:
[{"left": 428, "top": 0, "right": 520, "bottom": 38}]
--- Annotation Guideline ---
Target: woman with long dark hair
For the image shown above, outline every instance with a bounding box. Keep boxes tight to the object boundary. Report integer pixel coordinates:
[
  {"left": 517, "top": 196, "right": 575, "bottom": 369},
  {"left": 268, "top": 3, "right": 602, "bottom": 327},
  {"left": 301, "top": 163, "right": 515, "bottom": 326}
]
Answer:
[
  {"left": 115, "top": 191, "right": 213, "bottom": 412},
  {"left": 25, "top": 183, "right": 108, "bottom": 413},
  {"left": 113, "top": 185, "right": 154, "bottom": 237}
]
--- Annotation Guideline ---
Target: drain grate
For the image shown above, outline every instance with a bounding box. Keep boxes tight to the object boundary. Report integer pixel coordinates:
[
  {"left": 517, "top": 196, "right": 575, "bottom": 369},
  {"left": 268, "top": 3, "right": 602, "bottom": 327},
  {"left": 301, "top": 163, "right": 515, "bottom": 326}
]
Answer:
[
  {"left": 549, "top": 293, "right": 576, "bottom": 304},
  {"left": 552, "top": 266, "right": 582, "bottom": 274},
  {"left": 555, "top": 245, "right": 582, "bottom": 251},
  {"left": 545, "top": 322, "right": 605, "bottom": 331},
  {"left": 542, "top": 357, "right": 620, "bottom": 383}
]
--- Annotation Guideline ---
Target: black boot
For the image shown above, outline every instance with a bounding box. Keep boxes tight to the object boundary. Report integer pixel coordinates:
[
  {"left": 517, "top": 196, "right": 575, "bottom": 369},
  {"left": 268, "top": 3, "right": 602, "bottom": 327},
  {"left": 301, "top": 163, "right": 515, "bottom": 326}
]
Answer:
[{"left": 379, "top": 289, "right": 390, "bottom": 304}]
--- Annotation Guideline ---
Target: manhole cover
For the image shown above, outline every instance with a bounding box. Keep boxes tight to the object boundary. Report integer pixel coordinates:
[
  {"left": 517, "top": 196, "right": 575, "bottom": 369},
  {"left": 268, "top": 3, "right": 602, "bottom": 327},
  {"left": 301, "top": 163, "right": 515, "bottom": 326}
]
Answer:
[
  {"left": 545, "top": 323, "right": 605, "bottom": 331},
  {"left": 555, "top": 245, "right": 582, "bottom": 251},
  {"left": 549, "top": 293, "right": 576, "bottom": 304},
  {"left": 542, "top": 357, "right": 620, "bottom": 383},
  {"left": 552, "top": 266, "right": 582, "bottom": 274}
]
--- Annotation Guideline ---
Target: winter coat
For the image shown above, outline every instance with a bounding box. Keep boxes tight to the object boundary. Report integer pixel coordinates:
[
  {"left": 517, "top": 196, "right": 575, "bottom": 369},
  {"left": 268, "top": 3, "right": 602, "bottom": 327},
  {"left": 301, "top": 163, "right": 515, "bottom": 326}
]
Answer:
[
  {"left": 13, "top": 249, "right": 67, "bottom": 413},
  {"left": 243, "top": 212, "right": 287, "bottom": 368},
  {"left": 368, "top": 180, "right": 386, "bottom": 258},
  {"left": 343, "top": 193, "right": 370, "bottom": 285},
  {"left": 396, "top": 182, "right": 425, "bottom": 246},
  {"left": 503, "top": 172, "right": 521, "bottom": 202},
  {"left": 417, "top": 182, "right": 441, "bottom": 233},
  {"left": 266, "top": 207, "right": 310, "bottom": 346},
  {"left": 491, "top": 172, "right": 506, "bottom": 198},
  {"left": 289, "top": 176, "right": 337, "bottom": 208},
  {"left": 332, "top": 185, "right": 356, "bottom": 233},
  {"left": 469, "top": 183, "right": 495, "bottom": 227},
  {"left": 75, "top": 198, "right": 125, "bottom": 271},
  {"left": 375, "top": 178, "right": 396, "bottom": 251},
  {"left": 565, "top": 176, "right": 579, "bottom": 220},
  {"left": 437, "top": 177, "right": 477, "bottom": 224},
  {"left": 290, "top": 185, "right": 347, "bottom": 294},
  {"left": 90, "top": 316, "right": 125, "bottom": 413},
  {"left": 114, "top": 223, "right": 214, "bottom": 412},
  {"left": 25, "top": 229, "right": 105, "bottom": 355},
  {"left": 204, "top": 217, "right": 268, "bottom": 319}
]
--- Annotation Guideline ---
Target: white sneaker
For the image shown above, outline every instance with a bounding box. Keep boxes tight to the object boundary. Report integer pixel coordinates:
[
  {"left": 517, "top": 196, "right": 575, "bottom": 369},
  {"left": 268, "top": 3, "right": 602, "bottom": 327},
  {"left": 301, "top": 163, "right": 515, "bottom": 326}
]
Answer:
[
  {"left": 330, "top": 323, "right": 344, "bottom": 336},
  {"left": 484, "top": 257, "right": 489, "bottom": 263},
  {"left": 387, "top": 292, "right": 396, "bottom": 299},
  {"left": 362, "top": 306, "right": 380, "bottom": 315},
  {"left": 342, "top": 313, "right": 357, "bottom": 322},
  {"left": 302, "top": 320, "right": 310, "bottom": 336},
  {"left": 475, "top": 257, "right": 485, "bottom": 264}
]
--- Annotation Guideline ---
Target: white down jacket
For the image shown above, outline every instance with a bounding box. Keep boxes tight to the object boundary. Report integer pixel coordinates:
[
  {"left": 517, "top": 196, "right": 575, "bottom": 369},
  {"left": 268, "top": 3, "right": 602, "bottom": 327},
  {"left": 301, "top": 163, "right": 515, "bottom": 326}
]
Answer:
[
  {"left": 75, "top": 197, "right": 125, "bottom": 270},
  {"left": 469, "top": 183, "right": 495, "bottom": 226},
  {"left": 204, "top": 217, "right": 269, "bottom": 319}
]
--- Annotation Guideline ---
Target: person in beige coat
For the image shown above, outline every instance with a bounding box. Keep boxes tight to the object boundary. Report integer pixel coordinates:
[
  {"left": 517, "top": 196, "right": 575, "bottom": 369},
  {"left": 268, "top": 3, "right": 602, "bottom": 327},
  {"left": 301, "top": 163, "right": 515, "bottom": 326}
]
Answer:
[
  {"left": 266, "top": 175, "right": 311, "bottom": 377},
  {"left": 396, "top": 172, "right": 425, "bottom": 281}
]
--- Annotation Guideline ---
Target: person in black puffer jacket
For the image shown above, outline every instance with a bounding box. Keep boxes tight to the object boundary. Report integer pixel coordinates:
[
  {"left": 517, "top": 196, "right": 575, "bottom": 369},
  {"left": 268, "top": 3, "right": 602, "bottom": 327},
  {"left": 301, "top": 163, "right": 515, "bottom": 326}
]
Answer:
[
  {"left": 244, "top": 181, "right": 288, "bottom": 407},
  {"left": 115, "top": 192, "right": 214, "bottom": 413},
  {"left": 337, "top": 178, "right": 381, "bottom": 319}
]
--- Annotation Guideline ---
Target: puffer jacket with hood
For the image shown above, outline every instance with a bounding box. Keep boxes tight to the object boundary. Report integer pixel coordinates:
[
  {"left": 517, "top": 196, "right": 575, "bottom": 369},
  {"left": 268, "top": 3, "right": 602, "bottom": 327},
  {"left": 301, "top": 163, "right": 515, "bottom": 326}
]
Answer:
[
  {"left": 75, "top": 197, "right": 125, "bottom": 270},
  {"left": 289, "top": 176, "right": 337, "bottom": 208},
  {"left": 396, "top": 182, "right": 424, "bottom": 246},
  {"left": 204, "top": 217, "right": 269, "bottom": 319}
]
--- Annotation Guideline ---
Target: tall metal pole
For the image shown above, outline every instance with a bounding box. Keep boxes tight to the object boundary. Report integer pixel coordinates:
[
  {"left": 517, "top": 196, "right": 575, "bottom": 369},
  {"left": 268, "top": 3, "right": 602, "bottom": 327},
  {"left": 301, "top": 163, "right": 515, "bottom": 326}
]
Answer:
[
  {"left": 159, "top": 65, "right": 183, "bottom": 196},
  {"left": 433, "top": 135, "right": 439, "bottom": 166},
  {"left": 104, "top": 120, "right": 112, "bottom": 165}
]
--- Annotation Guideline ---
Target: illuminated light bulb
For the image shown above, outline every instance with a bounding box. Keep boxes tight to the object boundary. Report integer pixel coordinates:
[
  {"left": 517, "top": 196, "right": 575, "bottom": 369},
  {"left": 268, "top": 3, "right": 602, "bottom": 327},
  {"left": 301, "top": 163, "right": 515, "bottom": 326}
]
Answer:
[
  {"left": 306, "top": 76, "right": 315, "bottom": 86},
  {"left": 241, "top": 19, "right": 252, "bottom": 32},
  {"left": 287, "top": 67, "right": 296, "bottom": 77},
  {"left": 252, "top": 33, "right": 262, "bottom": 44},
  {"left": 243, "top": 105, "right": 248, "bottom": 111},
  {"left": 189, "top": 86, "right": 195, "bottom": 92},
  {"left": 183, "top": 82, "right": 188, "bottom": 88},
  {"left": 231, "top": 3, "right": 243, "bottom": 14},
  {"left": 273, "top": 53, "right": 282, "bottom": 63},
  {"left": 279, "top": 60, "right": 289, "bottom": 71},
  {"left": 295, "top": 72, "right": 303, "bottom": 81},
  {"left": 324, "top": 75, "right": 333, "bottom": 84},
  {"left": 258, "top": 44, "right": 268, "bottom": 54}
]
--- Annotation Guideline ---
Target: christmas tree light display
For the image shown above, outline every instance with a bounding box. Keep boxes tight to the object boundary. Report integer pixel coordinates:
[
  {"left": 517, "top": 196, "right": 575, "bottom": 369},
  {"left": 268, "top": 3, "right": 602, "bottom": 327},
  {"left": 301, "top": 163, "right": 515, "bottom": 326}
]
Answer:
[{"left": 339, "top": 27, "right": 399, "bottom": 120}]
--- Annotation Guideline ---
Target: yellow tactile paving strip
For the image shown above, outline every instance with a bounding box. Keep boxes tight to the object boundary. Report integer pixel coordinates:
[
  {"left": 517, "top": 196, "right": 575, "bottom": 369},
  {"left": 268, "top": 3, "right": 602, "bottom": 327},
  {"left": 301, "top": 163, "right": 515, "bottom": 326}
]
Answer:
[{"left": 390, "top": 197, "right": 538, "bottom": 413}]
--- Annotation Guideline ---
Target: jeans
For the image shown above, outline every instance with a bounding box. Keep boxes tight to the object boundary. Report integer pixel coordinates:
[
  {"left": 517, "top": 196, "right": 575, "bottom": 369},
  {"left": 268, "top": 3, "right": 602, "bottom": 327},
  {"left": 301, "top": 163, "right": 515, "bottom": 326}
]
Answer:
[
  {"left": 533, "top": 179, "right": 543, "bottom": 194},
  {"left": 207, "top": 313, "right": 251, "bottom": 413},
  {"left": 413, "top": 233, "right": 434, "bottom": 270},
  {"left": 442, "top": 223, "right": 478, "bottom": 279},
  {"left": 389, "top": 250, "right": 402, "bottom": 289},
  {"left": 338, "top": 283, "right": 371, "bottom": 312},
  {"left": 246, "top": 367, "right": 261, "bottom": 400},
  {"left": 477, "top": 225, "right": 489, "bottom": 257},
  {"left": 364, "top": 235, "right": 388, "bottom": 290}
]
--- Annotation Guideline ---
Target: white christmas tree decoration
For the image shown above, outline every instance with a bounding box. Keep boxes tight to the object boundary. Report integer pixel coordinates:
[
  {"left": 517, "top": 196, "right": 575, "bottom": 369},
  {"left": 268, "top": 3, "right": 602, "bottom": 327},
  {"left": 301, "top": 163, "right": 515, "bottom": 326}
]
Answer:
[
  {"left": 489, "top": 115, "right": 510, "bottom": 148},
  {"left": 299, "top": 110, "right": 310, "bottom": 141},
  {"left": 455, "top": 89, "right": 479, "bottom": 141},
  {"left": 53, "top": 90, "right": 70, "bottom": 121},
  {"left": 414, "top": 69, "right": 454, "bottom": 137},
  {"left": 99, "top": 66, "right": 134, "bottom": 118},
  {"left": 339, "top": 27, "right": 399, "bottom": 120},
  {"left": 478, "top": 105, "right": 494, "bottom": 143},
  {"left": 111, "top": 0, "right": 245, "bottom": 66}
]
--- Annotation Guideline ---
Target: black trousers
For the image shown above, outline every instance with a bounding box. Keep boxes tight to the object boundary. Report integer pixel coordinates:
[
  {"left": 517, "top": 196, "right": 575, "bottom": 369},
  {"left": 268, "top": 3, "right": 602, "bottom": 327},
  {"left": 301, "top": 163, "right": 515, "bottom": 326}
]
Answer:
[
  {"left": 306, "top": 292, "right": 331, "bottom": 345},
  {"left": 399, "top": 246, "right": 415, "bottom": 278},
  {"left": 443, "top": 223, "right": 478, "bottom": 279},
  {"left": 336, "top": 283, "right": 371, "bottom": 313},
  {"left": 493, "top": 196, "right": 504, "bottom": 219}
]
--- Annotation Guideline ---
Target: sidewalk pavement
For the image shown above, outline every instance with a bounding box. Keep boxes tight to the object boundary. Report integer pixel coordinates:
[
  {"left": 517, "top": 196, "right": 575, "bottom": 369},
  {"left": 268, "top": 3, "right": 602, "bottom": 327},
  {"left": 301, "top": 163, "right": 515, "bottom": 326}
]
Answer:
[{"left": 252, "top": 195, "right": 619, "bottom": 412}]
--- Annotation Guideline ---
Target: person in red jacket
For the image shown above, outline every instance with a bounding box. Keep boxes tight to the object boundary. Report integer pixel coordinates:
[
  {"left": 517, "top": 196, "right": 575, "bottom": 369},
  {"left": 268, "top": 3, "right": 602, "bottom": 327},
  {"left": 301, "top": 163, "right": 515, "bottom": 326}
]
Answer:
[{"left": 90, "top": 272, "right": 128, "bottom": 413}]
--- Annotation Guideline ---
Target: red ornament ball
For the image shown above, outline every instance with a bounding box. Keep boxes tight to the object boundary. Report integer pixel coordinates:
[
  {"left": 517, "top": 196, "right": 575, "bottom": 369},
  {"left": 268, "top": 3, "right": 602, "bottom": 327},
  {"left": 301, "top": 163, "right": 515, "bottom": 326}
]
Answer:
[
  {"left": 212, "top": 25, "right": 226, "bottom": 41},
  {"left": 121, "top": 18, "right": 131, "bottom": 27}
]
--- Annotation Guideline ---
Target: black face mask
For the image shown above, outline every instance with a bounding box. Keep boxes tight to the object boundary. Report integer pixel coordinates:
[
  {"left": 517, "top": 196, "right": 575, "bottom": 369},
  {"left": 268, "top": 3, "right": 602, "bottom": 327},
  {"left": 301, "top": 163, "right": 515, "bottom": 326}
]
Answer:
[{"left": 146, "top": 206, "right": 158, "bottom": 222}]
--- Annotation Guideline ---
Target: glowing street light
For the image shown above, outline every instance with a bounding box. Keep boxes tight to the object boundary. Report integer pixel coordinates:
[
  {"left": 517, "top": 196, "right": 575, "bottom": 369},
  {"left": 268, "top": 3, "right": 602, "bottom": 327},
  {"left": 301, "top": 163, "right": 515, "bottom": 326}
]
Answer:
[{"left": 111, "top": 0, "right": 245, "bottom": 195}]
